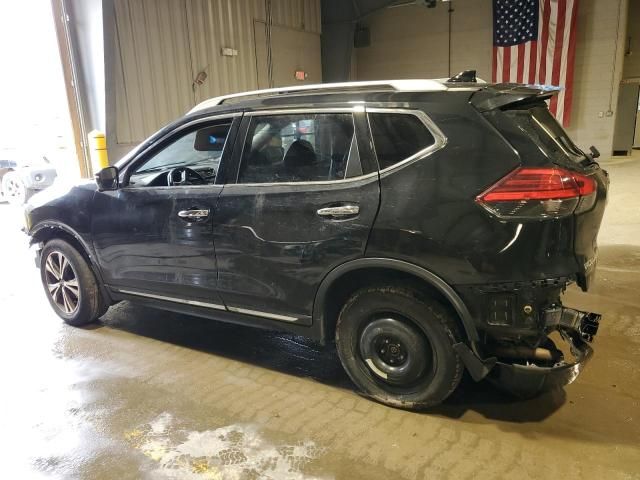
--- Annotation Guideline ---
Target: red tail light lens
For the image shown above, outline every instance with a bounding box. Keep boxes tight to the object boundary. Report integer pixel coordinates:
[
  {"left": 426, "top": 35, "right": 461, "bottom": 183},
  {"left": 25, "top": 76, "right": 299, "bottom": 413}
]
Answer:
[{"left": 476, "top": 167, "right": 597, "bottom": 219}]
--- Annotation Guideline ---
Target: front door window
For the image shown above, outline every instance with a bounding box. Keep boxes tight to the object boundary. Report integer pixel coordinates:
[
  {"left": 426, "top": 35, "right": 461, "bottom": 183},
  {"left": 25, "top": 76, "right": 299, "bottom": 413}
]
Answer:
[{"left": 128, "top": 122, "right": 232, "bottom": 187}]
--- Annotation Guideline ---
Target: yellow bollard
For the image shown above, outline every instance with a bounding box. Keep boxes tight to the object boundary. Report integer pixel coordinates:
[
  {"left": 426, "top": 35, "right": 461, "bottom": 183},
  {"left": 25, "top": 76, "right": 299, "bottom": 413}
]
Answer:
[{"left": 88, "top": 130, "right": 109, "bottom": 172}]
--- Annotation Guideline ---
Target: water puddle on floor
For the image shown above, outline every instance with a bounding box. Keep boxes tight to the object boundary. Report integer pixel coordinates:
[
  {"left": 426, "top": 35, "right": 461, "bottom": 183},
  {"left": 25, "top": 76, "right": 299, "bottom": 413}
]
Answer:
[{"left": 125, "top": 413, "right": 329, "bottom": 480}]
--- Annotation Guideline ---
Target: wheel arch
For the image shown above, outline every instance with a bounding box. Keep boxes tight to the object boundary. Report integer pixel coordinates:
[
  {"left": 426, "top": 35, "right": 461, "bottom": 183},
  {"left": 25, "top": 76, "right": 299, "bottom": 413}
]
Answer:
[
  {"left": 312, "top": 258, "right": 479, "bottom": 345},
  {"left": 29, "top": 222, "right": 112, "bottom": 304},
  {"left": 30, "top": 222, "right": 92, "bottom": 256}
]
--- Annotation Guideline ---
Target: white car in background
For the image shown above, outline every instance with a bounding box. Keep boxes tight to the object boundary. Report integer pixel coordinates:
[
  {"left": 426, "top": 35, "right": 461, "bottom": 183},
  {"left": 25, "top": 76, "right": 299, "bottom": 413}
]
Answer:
[{"left": 0, "top": 157, "right": 57, "bottom": 205}]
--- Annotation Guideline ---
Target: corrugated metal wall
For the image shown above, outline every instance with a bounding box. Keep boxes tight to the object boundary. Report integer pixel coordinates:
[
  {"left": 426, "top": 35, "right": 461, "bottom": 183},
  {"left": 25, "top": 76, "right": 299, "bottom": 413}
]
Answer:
[
  {"left": 270, "top": 0, "right": 321, "bottom": 33},
  {"left": 186, "top": 0, "right": 267, "bottom": 105},
  {"left": 114, "top": 0, "right": 195, "bottom": 144},
  {"left": 113, "top": 0, "right": 321, "bottom": 145}
]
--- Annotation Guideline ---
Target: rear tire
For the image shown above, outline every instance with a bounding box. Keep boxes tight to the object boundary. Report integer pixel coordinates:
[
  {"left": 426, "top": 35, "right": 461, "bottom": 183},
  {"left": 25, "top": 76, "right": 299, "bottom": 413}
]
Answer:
[
  {"left": 335, "top": 286, "right": 464, "bottom": 409},
  {"left": 40, "top": 239, "right": 106, "bottom": 326}
]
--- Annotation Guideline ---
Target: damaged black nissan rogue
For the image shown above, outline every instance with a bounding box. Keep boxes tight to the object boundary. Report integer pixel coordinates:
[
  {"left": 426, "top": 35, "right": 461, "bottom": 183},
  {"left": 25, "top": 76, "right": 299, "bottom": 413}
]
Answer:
[{"left": 25, "top": 71, "right": 608, "bottom": 409}]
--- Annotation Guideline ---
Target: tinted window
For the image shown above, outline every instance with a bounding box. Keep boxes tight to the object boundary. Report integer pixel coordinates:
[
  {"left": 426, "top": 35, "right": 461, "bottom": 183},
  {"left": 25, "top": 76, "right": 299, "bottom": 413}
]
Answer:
[
  {"left": 529, "top": 106, "right": 586, "bottom": 161},
  {"left": 500, "top": 106, "right": 588, "bottom": 165},
  {"left": 368, "top": 113, "right": 435, "bottom": 170},
  {"left": 130, "top": 123, "right": 231, "bottom": 185},
  {"left": 238, "top": 113, "right": 355, "bottom": 183}
]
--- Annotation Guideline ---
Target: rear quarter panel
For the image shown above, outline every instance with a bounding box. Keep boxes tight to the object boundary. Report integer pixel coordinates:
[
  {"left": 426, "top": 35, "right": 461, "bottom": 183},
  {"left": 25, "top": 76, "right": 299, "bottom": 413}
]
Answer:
[{"left": 365, "top": 96, "right": 579, "bottom": 286}]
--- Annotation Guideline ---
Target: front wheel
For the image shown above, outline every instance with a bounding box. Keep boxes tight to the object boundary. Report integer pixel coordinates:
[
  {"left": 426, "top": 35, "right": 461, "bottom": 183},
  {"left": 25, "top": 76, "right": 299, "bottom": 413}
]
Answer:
[
  {"left": 40, "top": 239, "right": 106, "bottom": 326},
  {"left": 335, "top": 286, "right": 464, "bottom": 409}
]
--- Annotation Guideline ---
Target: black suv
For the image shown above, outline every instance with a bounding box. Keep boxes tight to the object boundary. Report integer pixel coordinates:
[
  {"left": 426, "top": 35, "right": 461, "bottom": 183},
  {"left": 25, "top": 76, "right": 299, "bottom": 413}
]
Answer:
[{"left": 25, "top": 74, "right": 608, "bottom": 409}]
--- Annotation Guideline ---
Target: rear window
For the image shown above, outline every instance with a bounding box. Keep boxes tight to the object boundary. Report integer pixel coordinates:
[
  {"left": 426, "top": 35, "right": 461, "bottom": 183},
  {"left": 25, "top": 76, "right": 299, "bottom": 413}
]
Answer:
[
  {"left": 368, "top": 113, "right": 435, "bottom": 170},
  {"left": 504, "top": 105, "right": 587, "bottom": 164}
]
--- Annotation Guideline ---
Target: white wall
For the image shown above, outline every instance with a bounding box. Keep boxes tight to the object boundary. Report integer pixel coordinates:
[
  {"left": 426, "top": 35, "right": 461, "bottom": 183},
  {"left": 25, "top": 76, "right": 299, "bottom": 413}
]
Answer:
[
  {"left": 567, "top": 0, "right": 628, "bottom": 156},
  {"left": 355, "top": 0, "right": 629, "bottom": 156},
  {"left": 355, "top": 2, "right": 492, "bottom": 81}
]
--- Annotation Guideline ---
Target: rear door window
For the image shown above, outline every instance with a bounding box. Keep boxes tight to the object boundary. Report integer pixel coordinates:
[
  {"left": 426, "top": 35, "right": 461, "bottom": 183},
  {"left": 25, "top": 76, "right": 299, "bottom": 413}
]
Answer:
[
  {"left": 237, "top": 113, "right": 357, "bottom": 184},
  {"left": 368, "top": 112, "right": 435, "bottom": 170}
]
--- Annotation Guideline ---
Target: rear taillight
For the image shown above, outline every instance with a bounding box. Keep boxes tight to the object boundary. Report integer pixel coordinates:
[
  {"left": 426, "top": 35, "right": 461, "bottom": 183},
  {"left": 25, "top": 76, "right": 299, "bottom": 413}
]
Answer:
[{"left": 476, "top": 167, "right": 597, "bottom": 219}]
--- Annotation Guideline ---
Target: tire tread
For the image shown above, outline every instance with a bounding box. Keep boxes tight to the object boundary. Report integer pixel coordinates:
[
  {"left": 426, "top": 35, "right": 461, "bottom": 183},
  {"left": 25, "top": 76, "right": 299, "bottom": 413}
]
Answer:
[
  {"left": 40, "top": 239, "right": 105, "bottom": 326},
  {"left": 336, "top": 285, "right": 464, "bottom": 409}
]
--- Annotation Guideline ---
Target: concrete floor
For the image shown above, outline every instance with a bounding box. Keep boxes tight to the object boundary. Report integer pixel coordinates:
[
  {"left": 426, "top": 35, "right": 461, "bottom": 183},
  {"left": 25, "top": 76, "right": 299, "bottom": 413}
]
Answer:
[{"left": 1, "top": 156, "right": 639, "bottom": 479}]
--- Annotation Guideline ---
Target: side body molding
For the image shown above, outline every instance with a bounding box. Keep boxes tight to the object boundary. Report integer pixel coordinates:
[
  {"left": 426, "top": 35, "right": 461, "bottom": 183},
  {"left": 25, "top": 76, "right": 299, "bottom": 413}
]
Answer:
[{"left": 313, "top": 257, "right": 479, "bottom": 344}]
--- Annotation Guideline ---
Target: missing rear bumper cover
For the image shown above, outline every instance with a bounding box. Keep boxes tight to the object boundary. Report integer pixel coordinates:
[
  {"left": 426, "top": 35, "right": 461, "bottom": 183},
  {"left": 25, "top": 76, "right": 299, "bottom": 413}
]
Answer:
[
  {"left": 487, "top": 308, "right": 600, "bottom": 397},
  {"left": 488, "top": 329, "right": 592, "bottom": 397},
  {"left": 457, "top": 307, "right": 601, "bottom": 397}
]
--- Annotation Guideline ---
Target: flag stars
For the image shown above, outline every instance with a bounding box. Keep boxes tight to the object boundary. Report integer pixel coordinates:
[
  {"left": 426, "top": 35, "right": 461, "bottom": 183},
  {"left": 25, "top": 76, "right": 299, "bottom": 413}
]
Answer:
[{"left": 494, "top": 0, "right": 538, "bottom": 46}]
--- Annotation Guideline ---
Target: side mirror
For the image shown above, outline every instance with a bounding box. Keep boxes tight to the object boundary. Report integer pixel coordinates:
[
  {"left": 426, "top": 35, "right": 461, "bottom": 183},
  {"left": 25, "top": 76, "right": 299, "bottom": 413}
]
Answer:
[{"left": 95, "top": 166, "right": 119, "bottom": 191}]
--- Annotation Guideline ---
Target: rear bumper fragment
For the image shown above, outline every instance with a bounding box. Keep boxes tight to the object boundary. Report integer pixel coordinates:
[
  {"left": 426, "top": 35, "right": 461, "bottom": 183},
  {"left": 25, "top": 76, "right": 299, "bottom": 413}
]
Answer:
[
  {"left": 487, "top": 308, "right": 601, "bottom": 397},
  {"left": 543, "top": 306, "right": 601, "bottom": 342}
]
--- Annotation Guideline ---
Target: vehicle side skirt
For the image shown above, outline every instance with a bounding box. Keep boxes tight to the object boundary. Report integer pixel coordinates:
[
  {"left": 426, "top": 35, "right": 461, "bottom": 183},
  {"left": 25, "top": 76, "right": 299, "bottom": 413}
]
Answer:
[{"left": 108, "top": 288, "right": 324, "bottom": 340}]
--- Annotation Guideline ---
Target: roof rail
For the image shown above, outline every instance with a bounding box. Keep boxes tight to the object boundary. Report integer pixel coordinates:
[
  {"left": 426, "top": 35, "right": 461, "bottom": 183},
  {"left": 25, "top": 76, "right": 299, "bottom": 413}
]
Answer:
[{"left": 188, "top": 79, "right": 448, "bottom": 113}]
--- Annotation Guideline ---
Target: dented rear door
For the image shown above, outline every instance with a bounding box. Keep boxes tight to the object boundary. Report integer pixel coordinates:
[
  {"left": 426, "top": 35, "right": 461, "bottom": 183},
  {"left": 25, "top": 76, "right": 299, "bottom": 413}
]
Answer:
[{"left": 211, "top": 109, "right": 380, "bottom": 324}]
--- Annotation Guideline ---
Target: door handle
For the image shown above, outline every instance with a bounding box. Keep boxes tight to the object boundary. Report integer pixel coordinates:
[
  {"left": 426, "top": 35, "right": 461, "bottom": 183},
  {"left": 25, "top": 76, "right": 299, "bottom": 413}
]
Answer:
[
  {"left": 178, "top": 209, "right": 210, "bottom": 220},
  {"left": 317, "top": 205, "right": 360, "bottom": 217}
]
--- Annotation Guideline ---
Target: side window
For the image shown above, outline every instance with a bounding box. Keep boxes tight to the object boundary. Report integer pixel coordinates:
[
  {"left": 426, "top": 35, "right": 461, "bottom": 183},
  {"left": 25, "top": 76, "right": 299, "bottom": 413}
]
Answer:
[
  {"left": 237, "top": 113, "right": 355, "bottom": 184},
  {"left": 368, "top": 113, "right": 435, "bottom": 170},
  {"left": 129, "top": 122, "right": 231, "bottom": 187}
]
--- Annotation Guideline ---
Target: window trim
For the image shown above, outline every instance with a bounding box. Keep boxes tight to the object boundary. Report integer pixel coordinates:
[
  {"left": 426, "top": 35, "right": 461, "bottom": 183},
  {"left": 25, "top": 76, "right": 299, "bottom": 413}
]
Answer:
[
  {"left": 366, "top": 107, "right": 447, "bottom": 175},
  {"left": 233, "top": 107, "right": 377, "bottom": 187},
  {"left": 529, "top": 109, "right": 585, "bottom": 159},
  {"left": 119, "top": 112, "right": 242, "bottom": 188},
  {"left": 117, "top": 108, "right": 447, "bottom": 189}
]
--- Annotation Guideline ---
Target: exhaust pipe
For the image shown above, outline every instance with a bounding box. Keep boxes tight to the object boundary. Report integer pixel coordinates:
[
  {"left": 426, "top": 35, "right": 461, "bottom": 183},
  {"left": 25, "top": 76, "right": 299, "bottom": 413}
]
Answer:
[{"left": 492, "top": 346, "right": 558, "bottom": 362}]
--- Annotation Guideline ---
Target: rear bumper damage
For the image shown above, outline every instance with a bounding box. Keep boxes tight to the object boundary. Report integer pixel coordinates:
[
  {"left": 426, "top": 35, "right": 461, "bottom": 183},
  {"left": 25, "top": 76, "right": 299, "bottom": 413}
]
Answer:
[
  {"left": 489, "top": 317, "right": 598, "bottom": 398},
  {"left": 456, "top": 307, "right": 601, "bottom": 397}
]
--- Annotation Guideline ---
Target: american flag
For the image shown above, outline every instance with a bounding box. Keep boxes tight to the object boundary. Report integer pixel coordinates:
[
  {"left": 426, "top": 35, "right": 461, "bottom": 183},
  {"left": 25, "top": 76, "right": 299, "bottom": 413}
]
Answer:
[{"left": 492, "top": 0, "right": 579, "bottom": 126}]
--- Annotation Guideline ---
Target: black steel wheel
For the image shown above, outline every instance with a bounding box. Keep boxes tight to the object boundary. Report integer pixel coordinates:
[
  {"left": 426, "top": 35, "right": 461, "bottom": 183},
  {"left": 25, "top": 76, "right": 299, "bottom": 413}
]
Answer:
[
  {"left": 359, "top": 317, "right": 433, "bottom": 387},
  {"left": 40, "top": 239, "right": 106, "bottom": 326},
  {"left": 336, "top": 286, "right": 463, "bottom": 409}
]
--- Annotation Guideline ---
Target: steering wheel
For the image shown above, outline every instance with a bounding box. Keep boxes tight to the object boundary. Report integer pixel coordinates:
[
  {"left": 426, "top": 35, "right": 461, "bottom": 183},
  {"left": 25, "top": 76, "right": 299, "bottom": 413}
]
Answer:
[{"left": 167, "top": 167, "right": 206, "bottom": 186}]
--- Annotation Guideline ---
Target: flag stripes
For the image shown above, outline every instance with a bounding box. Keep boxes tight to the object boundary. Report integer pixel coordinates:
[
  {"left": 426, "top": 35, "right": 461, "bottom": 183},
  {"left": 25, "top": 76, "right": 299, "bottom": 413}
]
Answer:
[{"left": 492, "top": 0, "right": 579, "bottom": 126}]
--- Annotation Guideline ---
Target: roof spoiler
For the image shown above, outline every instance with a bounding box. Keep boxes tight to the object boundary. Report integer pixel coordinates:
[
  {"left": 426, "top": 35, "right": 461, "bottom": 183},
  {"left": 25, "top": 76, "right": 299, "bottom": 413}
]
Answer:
[{"left": 471, "top": 83, "right": 562, "bottom": 111}]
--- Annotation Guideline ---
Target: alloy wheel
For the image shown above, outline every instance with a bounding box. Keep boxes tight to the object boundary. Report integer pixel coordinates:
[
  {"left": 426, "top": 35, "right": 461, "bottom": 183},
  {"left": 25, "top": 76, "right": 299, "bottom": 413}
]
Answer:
[{"left": 44, "top": 251, "right": 80, "bottom": 314}]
